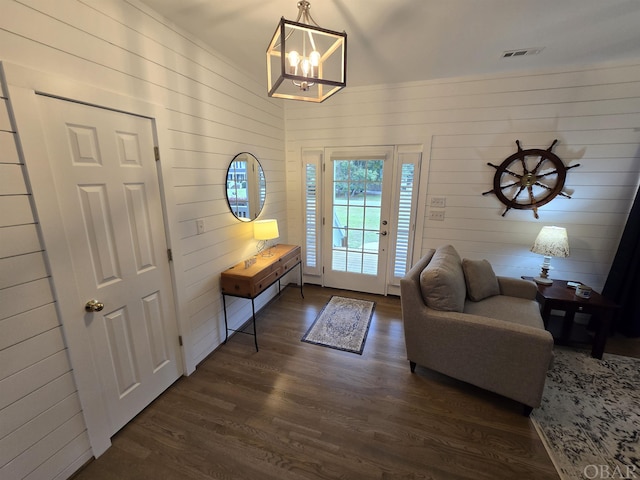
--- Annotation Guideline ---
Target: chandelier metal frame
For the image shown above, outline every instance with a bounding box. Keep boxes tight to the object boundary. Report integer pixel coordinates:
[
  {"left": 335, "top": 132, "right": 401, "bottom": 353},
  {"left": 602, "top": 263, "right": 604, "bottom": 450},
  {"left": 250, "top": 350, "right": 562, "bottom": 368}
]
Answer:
[{"left": 266, "top": 1, "right": 347, "bottom": 103}]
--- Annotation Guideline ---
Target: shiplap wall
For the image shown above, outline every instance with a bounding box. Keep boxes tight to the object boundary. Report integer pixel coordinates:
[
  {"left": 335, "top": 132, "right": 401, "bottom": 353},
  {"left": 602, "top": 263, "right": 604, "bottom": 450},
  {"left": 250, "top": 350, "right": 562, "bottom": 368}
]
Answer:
[
  {"left": 0, "top": 0, "right": 285, "bottom": 478},
  {"left": 0, "top": 73, "right": 92, "bottom": 478},
  {"left": 285, "top": 62, "right": 640, "bottom": 292}
]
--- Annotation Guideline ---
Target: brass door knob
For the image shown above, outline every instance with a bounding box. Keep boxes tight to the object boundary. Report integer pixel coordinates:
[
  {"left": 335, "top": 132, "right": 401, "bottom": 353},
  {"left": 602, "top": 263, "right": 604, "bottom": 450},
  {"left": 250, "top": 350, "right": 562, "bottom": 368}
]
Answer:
[{"left": 85, "top": 299, "right": 104, "bottom": 312}]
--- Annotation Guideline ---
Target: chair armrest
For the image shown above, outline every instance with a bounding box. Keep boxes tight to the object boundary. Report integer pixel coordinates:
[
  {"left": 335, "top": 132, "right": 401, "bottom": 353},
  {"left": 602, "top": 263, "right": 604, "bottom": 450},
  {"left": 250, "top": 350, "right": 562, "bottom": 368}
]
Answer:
[{"left": 497, "top": 276, "right": 538, "bottom": 300}]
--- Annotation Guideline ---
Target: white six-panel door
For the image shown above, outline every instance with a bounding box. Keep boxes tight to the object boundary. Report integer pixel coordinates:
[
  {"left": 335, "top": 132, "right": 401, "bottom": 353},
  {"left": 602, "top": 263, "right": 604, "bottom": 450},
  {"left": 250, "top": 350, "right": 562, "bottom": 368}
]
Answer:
[{"left": 37, "top": 95, "right": 181, "bottom": 436}]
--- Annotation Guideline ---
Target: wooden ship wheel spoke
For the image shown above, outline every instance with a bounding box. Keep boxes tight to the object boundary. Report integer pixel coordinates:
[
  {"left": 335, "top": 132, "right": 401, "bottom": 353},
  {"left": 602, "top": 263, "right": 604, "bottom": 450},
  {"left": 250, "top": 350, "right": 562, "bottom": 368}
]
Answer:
[{"left": 483, "top": 139, "right": 580, "bottom": 219}]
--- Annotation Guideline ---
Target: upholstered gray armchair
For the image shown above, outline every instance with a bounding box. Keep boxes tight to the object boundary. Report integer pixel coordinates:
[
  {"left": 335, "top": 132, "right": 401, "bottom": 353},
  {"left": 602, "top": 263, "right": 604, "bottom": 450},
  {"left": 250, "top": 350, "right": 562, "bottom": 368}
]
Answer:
[{"left": 400, "top": 245, "right": 554, "bottom": 415}]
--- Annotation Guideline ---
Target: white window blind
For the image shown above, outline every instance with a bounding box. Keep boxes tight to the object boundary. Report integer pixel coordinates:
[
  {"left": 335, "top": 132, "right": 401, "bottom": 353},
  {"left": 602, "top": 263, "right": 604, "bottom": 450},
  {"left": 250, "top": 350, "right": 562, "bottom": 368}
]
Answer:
[
  {"left": 390, "top": 150, "right": 421, "bottom": 285},
  {"left": 302, "top": 149, "right": 322, "bottom": 276},
  {"left": 305, "top": 163, "right": 317, "bottom": 269},
  {"left": 393, "top": 163, "right": 415, "bottom": 278}
]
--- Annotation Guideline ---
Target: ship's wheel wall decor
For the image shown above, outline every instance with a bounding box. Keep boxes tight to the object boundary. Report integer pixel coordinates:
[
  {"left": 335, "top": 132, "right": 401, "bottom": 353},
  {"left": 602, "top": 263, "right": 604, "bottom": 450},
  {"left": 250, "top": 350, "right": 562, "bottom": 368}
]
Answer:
[{"left": 482, "top": 139, "right": 580, "bottom": 219}]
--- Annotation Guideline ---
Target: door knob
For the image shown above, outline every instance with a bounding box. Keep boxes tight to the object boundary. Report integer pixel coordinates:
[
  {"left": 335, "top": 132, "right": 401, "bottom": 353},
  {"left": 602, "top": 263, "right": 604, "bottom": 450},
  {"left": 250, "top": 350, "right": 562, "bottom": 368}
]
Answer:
[{"left": 85, "top": 299, "right": 104, "bottom": 312}]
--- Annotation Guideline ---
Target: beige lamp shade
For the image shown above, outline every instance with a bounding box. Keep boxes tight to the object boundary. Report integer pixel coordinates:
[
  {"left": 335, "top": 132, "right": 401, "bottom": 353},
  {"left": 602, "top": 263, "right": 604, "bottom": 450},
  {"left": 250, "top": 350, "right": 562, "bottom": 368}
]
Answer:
[
  {"left": 530, "top": 226, "right": 569, "bottom": 285},
  {"left": 254, "top": 219, "right": 280, "bottom": 240},
  {"left": 531, "top": 226, "right": 569, "bottom": 257}
]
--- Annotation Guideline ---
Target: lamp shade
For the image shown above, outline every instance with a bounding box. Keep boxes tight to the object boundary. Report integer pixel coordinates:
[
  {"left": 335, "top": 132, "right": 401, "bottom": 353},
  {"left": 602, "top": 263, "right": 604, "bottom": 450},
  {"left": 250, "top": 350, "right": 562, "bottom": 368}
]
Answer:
[
  {"left": 531, "top": 226, "right": 569, "bottom": 258},
  {"left": 254, "top": 219, "right": 280, "bottom": 240}
]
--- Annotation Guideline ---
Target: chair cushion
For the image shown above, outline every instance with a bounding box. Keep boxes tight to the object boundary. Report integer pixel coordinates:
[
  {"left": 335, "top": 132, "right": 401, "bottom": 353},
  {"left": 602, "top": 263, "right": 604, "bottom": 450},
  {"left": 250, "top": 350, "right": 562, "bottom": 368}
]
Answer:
[
  {"left": 464, "top": 295, "right": 545, "bottom": 329},
  {"left": 462, "top": 258, "right": 500, "bottom": 301},
  {"left": 419, "top": 245, "right": 466, "bottom": 312}
]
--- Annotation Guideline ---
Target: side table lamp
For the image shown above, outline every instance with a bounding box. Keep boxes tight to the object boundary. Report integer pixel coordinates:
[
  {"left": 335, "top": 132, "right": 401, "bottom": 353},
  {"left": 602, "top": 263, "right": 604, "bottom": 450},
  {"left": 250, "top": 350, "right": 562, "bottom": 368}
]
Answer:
[
  {"left": 530, "top": 226, "right": 569, "bottom": 285},
  {"left": 254, "top": 219, "right": 279, "bottom": 257}
]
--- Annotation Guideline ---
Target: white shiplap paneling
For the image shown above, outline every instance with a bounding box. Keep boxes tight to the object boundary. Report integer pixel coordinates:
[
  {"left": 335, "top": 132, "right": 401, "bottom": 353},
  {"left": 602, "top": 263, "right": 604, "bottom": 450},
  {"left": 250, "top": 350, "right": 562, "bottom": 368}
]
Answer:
[
  {"left": 0, "top": 66, "right": 92, "bottom": 479},
  {"left": 285, "top": 62, "right": 640, "bottom": 292},
  {"left": 1, "top": 0, "right": 286, "bottom": 478},
  {"left": 1, "top": 0, "right": 286, "bottom": 372}
]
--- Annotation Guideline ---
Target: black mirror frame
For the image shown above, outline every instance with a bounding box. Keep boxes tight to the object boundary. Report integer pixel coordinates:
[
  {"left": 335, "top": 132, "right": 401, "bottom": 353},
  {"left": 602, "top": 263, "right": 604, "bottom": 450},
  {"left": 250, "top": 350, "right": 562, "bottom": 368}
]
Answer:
[{"left": 225, "top": 152, "right": 266, "bottom": 222}]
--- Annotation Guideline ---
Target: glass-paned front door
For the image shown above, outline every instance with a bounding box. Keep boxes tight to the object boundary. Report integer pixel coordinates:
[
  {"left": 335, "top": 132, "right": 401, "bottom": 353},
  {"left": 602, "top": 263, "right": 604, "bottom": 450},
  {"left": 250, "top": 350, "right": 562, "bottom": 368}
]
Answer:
[
  {"left": 323, "top": 148, "right": 393, "bottom": 294},
  {"left": 331, "top": 159, "right": 383, "bottom": 274}
]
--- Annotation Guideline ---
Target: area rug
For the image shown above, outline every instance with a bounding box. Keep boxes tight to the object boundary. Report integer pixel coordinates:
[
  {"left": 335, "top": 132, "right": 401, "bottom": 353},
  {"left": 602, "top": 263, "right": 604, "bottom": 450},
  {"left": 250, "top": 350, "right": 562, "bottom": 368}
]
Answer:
[
  {"left": 531, "top": 347, "right": 640, "bottom": 480},
  {"left": 301, "top": 296, "right": 375, "bottom": 354}
]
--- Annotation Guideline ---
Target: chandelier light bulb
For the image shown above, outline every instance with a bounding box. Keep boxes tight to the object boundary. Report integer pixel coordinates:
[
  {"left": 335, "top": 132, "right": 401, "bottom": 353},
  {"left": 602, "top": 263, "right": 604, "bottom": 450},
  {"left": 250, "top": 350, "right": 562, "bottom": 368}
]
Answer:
[
  {"left": 309, "top": 50, "right": 320, "bottom": 77},
  {"left": 301, "top": 58, "right": 311, "bottom": 76},
  {"left": 287, "top": 50, "right": 300, "bottom": 74}
]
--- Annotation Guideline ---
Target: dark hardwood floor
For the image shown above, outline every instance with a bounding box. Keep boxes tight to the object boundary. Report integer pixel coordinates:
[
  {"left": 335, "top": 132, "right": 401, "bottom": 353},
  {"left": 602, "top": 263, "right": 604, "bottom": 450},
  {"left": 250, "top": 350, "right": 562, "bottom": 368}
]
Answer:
[{"left": 75, "top": 284, "right": 608, "bottom": 480}]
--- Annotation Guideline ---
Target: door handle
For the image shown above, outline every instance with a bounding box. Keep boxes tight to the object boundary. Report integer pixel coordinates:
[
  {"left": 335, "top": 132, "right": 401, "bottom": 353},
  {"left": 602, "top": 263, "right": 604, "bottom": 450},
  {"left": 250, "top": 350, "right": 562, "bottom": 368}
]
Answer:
[{"left": 85, "top": 299, "right": 104, "bottom": 312}]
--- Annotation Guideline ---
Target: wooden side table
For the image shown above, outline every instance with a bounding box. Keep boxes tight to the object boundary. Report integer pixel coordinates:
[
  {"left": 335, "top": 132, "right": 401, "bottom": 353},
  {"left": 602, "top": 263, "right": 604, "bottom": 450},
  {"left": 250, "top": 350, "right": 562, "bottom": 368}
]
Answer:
[
  {"left": 221, "top": 244, "right": 303, "bottom": 351},
  {"left": 524, "top": 277, "right": 619, "bottom": 359}
]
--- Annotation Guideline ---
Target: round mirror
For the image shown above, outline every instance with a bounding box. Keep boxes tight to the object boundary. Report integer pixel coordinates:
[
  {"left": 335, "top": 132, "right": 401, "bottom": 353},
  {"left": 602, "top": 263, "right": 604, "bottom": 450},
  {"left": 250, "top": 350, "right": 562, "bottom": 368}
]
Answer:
[{"left": 225, "top": 152, "right": 266, "bottom": 222}]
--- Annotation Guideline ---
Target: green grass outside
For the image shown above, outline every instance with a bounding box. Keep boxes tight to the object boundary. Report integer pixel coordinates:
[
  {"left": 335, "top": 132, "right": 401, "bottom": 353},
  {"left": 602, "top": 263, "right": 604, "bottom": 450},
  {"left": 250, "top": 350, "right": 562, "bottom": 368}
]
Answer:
[{"left": 333, "top": 194, "right": 382, "bottom": 249}]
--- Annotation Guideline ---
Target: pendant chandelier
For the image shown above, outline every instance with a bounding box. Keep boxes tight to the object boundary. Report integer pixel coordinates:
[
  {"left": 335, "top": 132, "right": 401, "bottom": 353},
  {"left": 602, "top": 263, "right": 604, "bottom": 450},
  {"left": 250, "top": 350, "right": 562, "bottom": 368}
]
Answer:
[{"left": 266, "top": 1, "right": 347, "bottom": 103}]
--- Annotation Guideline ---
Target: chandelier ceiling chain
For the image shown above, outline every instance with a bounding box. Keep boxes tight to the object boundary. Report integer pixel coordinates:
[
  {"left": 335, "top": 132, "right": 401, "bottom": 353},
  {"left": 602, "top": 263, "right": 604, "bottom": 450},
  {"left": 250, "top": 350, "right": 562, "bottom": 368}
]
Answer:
[
  {"left": 276, "top": 1, "right": 320, "bottom": 49},
  {"left": 294, "top": 1, "right": 320, "bottom": 27}
]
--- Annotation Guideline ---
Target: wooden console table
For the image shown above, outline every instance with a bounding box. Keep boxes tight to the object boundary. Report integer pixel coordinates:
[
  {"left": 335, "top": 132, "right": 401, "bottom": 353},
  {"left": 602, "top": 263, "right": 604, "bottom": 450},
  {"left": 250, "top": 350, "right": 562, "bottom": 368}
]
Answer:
[{"left": 221, "top": 244, "right": 303, "bottom": 351}]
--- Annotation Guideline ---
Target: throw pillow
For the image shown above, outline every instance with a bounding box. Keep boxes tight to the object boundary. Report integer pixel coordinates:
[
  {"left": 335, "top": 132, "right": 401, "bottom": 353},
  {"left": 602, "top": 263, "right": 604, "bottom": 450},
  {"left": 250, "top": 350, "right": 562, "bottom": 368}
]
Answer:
[
  {"left": 462, "top": 258, "right": 500, "bottom": 302},
  {"left": 419, "top": 245, "right": 466, "bottom": 312}
]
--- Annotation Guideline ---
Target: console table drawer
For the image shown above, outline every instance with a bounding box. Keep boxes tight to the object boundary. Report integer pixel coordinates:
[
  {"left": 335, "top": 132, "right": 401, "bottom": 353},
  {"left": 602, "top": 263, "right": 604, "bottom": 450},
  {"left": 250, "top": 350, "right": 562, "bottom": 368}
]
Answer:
[
  {"left": 221, "top": 270, "right": 281, "bottom": 297},
  {"left": 251, "top": 262, "right": 278, "bottom": 283},
  {"left": 252, "top": 269, "right": 282, "bottom": 296},
  {"left": 220, "top": 244, "right": 301, "bottom": 299},
  {"left": 281, "top": 249, "right": 301, "bottom": 274}
]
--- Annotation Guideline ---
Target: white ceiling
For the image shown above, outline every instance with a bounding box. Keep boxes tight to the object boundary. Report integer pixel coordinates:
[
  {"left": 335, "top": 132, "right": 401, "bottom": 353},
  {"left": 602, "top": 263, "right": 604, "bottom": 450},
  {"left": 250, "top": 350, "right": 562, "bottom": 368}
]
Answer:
[{"left": 140, "top": 0, "right": 640, "bottom": 87}]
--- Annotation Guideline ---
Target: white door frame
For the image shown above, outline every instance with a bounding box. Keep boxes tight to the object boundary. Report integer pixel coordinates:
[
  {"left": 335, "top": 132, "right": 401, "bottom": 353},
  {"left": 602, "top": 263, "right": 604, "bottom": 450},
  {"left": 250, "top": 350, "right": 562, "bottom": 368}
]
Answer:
[
  {"left": 3, "top": 62, "right": 189, "bottom": 457},
  {"left": 302, "top": 143, "right": 428, "bottom": 295}
]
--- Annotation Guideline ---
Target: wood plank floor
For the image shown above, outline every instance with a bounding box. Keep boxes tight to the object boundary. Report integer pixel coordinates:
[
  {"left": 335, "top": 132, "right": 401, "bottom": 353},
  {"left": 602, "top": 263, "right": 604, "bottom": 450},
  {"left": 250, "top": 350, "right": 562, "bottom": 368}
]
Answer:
[{"left": 73, "top": 285, "right": 568, "bottom": 480}]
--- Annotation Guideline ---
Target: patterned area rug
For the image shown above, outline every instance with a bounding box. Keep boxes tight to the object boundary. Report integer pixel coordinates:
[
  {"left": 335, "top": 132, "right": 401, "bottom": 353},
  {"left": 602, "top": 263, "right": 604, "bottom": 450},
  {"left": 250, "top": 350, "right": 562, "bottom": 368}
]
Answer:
[
  {"left": 531, "top": 348, "right": 640, "bottom": 480},
  {"left": 301, "top": 296, "right": 375, "bottom": 355}
]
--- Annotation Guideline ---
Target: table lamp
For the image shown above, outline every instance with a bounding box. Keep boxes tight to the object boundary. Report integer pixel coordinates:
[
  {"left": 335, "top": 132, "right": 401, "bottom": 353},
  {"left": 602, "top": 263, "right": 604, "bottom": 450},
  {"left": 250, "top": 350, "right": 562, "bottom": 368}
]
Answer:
[
  {"left": 530, "top": 226, "right": 569, "bottom": 285},
  {"left": 254, "top": 219, "right": 279, "bottom": 256}
]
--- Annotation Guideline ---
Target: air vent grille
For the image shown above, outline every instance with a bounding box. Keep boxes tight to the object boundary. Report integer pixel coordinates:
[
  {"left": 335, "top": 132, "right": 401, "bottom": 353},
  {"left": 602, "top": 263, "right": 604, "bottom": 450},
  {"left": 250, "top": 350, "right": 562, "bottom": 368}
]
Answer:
[{"left": 502, "top": 47, "right": 544, "bottom": 58}]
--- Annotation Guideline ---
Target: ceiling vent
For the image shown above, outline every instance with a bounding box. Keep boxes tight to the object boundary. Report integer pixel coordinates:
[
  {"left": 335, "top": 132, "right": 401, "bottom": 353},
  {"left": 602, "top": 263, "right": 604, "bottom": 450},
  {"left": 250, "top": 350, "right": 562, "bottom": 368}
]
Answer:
[{"left": 502, "top": 47, "right": 544, "bottom": 58}]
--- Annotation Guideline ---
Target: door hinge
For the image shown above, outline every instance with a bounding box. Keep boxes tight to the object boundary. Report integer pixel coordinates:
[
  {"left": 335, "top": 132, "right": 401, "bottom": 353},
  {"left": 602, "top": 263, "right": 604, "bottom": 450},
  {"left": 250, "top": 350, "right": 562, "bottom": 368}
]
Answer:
[
  {"left": 167, "top": 248, "right": 173, "bottom": 261},
  {"left": 154, "top": 146, "right": 160, "bottom": 161},
  {"left": 178, "top": 335, "right": 183, "bottom": 346}
]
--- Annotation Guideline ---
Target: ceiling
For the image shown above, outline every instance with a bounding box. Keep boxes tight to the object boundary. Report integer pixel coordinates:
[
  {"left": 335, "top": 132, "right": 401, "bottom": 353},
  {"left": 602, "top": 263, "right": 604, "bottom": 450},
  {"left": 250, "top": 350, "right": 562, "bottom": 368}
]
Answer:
[{"left": 140, "top": 0, "right": 640, "bottom": 88}]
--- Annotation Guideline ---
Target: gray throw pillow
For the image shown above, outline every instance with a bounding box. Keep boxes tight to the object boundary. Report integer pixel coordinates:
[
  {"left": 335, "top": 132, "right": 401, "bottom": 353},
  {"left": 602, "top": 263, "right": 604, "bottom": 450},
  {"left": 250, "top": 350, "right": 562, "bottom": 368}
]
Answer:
[
  {"left": 462, "top": 258, "right": 500, "bottom": 302},
  {"left": 419, "top": 245, "right": 466, "bottom": 312}
]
